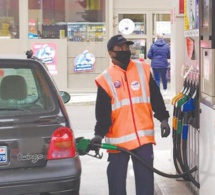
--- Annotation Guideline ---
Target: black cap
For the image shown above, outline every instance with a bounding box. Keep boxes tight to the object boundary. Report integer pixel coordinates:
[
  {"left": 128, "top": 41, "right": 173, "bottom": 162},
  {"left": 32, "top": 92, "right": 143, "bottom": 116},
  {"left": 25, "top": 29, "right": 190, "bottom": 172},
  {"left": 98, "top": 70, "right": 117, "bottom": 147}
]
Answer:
[{"left": 107, "top": 34, "right": 134, "bottom": 51}]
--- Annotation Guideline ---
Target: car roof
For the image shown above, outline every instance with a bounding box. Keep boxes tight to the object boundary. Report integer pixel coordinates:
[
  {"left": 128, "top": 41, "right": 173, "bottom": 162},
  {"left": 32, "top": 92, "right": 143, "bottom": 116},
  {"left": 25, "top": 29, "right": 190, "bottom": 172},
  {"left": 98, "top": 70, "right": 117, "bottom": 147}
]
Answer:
[{"left": 0, "top": 54, "right": 27, "bottom": 59}]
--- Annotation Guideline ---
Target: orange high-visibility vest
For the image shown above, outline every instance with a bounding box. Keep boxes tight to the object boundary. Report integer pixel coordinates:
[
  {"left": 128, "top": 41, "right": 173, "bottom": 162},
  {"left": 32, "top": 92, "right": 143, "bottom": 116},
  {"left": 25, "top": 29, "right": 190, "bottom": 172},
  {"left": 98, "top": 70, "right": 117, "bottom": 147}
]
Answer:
[{"left": 95, "top": 61, "right": 155, "bottom": 151}]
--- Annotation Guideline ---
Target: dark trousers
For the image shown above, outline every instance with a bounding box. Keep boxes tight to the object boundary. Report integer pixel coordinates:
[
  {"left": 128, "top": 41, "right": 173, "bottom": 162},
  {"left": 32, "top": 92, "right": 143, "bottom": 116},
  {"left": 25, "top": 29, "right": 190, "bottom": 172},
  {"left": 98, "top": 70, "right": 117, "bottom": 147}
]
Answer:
[
  {"left": 152, "top": 68, "right": 168, "bottom": 90},
  {"left": 107, "top": 144, "right": 154, "bottom": 195}
]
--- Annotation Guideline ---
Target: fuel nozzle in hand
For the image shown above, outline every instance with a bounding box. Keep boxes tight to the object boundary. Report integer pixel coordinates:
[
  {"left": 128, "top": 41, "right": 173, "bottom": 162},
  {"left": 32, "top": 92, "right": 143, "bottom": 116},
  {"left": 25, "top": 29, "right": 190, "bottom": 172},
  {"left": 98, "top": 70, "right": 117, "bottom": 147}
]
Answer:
[{"left": 75, "top": 137, "right": 103, "bottom": 159}]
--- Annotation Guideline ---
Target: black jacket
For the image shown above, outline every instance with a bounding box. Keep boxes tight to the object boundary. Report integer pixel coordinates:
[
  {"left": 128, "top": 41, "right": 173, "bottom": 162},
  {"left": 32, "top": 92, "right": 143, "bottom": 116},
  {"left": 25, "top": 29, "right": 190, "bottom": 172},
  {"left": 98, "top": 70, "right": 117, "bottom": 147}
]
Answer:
[{"left": 94, "top": 71, "right": 169, "bottom": 137}]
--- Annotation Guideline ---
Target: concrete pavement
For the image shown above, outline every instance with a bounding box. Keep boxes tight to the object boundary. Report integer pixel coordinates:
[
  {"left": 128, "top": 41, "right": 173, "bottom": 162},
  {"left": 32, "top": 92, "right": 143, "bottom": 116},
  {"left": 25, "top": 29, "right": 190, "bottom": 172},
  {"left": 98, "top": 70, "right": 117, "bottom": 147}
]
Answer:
[{"left": 68, "top": 93, "right": 97, "bottom": 105}]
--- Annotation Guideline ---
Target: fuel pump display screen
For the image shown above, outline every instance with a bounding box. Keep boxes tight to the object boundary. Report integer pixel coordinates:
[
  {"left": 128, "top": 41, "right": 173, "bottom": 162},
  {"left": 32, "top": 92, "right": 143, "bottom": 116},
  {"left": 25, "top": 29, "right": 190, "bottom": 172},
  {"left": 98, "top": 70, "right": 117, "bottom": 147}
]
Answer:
[{"left": 202, "top": 0, "right": 209, "bottom": 28}]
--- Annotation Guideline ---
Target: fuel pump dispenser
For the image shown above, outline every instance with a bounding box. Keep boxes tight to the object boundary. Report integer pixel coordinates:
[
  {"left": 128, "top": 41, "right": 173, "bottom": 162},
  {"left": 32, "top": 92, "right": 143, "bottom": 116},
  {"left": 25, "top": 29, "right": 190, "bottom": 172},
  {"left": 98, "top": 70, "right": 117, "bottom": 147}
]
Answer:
[
  {"left": 171, "top": 78, "right": 200, "bottom": 187},
  {"left": 171, "top": 76, "right": 200, "bottom": 189},
  {"left": 172, "top": 80, "right": 191, "bottom": 181},
  {"left": 181, "top": 82, "right": 200, "bottom": 188},
  {"left": 172, "top": 0, "right": 201, "bottom": 193},
  {"left": 199, "top": 0, "right": 215, "bottom": 194}
]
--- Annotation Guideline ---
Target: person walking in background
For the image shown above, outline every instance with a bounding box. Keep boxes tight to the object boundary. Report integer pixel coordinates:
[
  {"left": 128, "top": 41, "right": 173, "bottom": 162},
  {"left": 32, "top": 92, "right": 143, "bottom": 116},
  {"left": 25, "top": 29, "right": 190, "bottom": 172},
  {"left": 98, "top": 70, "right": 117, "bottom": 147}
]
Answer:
[
  {"left": 91, "top": 34, "right": 170, "bottom": 195},
  {"left": 147, "top": 33, "right": 170, "bottom": 95}
]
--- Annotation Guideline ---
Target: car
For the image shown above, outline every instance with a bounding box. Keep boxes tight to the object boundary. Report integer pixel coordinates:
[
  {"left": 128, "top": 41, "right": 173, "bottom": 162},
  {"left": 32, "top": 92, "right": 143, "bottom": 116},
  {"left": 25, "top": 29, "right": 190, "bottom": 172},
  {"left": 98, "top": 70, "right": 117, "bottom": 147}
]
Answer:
[{"left": 0, "top": 56, "right": 81, "bottom": 195}]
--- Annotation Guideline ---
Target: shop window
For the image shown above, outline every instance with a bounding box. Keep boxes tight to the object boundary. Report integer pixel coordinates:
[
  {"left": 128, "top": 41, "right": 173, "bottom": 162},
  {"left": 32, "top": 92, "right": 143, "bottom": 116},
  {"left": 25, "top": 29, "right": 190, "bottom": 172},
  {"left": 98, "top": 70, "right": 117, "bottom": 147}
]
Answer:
[
  {"left": 28, "top": 0, "right": 106, "bottom": 41},
  {"left": 118, "top": 14, "right": 146, "bottom": 35},
  {"left": 128, "top": 38, "right": 147, "bottom": 60},
  {"left": 152, "top": 14, "right": 171, "bottom": 36},
  {"left": 0, "top": 0, "right": 19, "bottom": 39}
]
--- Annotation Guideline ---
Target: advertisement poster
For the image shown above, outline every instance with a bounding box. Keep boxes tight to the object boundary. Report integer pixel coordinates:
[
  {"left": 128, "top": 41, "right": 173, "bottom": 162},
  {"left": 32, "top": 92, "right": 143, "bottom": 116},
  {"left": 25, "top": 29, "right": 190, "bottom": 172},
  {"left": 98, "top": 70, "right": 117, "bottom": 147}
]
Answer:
[
  {"left": 184, "top": 0, "right": 199, "bottom": 30},
  {"left": 195, "top": 0, "right": 199, "bottom": 29},
  {"left": 186, "top": 37, "right": 195, "bottom": 59},
  {"left": 184, "top": 0, "right": 189, "bottom": 30},
  {"left": 179, "top": 0, "right": 184, "bottom": 14},
  {"left": 32, "top": 43, "right": 57, "bottom": 75},
  {"left": 74, "top": 50, "right": 95, "bottom": 72},
  {"left": 202, "top": 0, "right": 209, "bottom": 27}
]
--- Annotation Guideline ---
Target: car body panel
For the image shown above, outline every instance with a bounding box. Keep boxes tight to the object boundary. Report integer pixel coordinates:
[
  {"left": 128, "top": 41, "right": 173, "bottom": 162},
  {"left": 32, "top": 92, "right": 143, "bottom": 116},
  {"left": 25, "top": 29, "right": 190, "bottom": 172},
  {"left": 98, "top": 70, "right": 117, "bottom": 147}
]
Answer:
[
  {"left": 0, "top": 58, "right": 81, "bottom": 194},
  {"left": 0, "top": 158, "right": 81, "bottom": 194}
]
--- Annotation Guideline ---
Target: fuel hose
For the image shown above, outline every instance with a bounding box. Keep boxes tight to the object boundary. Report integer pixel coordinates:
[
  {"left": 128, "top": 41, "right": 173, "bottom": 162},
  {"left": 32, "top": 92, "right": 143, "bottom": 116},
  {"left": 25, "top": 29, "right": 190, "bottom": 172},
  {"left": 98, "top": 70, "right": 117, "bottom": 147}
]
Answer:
[
  {"left": 181, "top": 96, "right": 200, "bottom": 188},
  {"left": 182, "top": 120, "right": 200, "bottom": 188},
  {"left": 173, "top": 93, "right": 191, "bottom": 181},
  {"left": 93, "top": 143, "right": 197, "bottom": 179},
  {"left": 172, "top": 94, "right": 189, "bottom": 179}
]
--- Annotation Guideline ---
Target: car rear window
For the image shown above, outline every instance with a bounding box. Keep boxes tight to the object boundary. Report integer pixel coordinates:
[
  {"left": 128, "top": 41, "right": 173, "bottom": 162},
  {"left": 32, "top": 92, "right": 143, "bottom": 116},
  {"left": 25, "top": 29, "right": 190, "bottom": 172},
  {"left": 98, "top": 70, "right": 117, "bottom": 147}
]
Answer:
[{"left": 0, "top": 66, "right": 55, "bottom": 115}]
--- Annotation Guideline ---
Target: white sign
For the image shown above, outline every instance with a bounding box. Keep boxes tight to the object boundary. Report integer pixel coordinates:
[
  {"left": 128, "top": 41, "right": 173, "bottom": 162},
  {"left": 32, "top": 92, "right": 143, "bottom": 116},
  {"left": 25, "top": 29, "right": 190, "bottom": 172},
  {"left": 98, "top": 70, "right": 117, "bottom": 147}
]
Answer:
[{"left": 119, "top": 18, "right": 135, "bottom": 35}]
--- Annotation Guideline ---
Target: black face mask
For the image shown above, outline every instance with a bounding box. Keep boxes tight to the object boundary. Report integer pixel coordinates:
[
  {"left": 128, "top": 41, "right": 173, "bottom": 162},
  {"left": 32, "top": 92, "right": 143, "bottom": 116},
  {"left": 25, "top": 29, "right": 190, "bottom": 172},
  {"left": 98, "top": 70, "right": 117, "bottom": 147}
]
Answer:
[{"left": 113, "top": 51, "right": 131, "bottom": 68}]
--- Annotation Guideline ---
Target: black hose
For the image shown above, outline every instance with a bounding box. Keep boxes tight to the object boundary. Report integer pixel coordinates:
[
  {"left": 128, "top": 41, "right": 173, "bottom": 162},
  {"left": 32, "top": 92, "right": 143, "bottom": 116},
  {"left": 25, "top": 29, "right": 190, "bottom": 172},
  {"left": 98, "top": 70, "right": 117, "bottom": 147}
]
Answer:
[
  {"left": 182, "top": 111, "right": 199, "bottom": 188},
  {"left": 182, "top": 140, "right": 200, "bottom": 188},
  {"left": 175, "top": 134, "right": 191, "bottom": 181},
  {"left": 173, "top": 130, "right": 185, "bottom": 176},
  {"left": 94, "top": 143, "right": 198, "bottom": 179},
  {"left": 118, "top": 146, "right": 198, "bottom": 179},
  {"left": 174, "top": 109, "right": 191, "bottom": 181},
  {"left": 173, "top": 137, "right": 190, "bottom": 181},
  {"left": 172, "top": 108, "right": 186, "bottom": 177}
]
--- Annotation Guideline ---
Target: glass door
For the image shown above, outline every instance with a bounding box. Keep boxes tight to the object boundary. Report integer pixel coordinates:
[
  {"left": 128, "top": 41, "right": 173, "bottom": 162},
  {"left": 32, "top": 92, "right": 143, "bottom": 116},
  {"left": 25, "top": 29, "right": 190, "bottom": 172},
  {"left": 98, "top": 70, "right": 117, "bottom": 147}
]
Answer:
[
  {"left": 152, "top": 13, "right": 171, "bottom": 40},
  {"left": 114, "top": 13, "right": 148, "bottom": 60}
]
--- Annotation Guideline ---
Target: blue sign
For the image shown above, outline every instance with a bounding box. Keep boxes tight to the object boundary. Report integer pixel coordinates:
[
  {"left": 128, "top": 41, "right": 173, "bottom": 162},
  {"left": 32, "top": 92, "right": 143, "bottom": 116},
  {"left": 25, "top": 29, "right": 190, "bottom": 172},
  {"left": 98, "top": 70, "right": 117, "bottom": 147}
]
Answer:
[
  {"left": 28, "top": 33, "right": 39, "bottom": 39},
  {"left": 74, "top": 50, "right": 95, "bottom": 72}
]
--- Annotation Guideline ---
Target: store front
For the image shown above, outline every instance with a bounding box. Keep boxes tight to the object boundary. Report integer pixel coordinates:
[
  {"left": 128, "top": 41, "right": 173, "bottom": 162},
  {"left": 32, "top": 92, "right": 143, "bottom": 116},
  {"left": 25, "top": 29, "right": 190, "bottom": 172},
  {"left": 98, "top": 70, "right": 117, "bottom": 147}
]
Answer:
[
  {"left": 0, "top": 0, "right": 171, "bottom": 92},
  {"left": 114, "top": 12, "right": 171, "bottom": 62}
]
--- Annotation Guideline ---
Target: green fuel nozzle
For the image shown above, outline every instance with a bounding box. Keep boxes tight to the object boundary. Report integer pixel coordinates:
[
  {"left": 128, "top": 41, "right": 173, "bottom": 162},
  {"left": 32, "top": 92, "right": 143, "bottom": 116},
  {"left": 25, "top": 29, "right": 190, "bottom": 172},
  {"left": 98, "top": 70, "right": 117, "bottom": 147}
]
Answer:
[
  {"left": 75, "top": 137, "right": 91, "bottom": 155},
  {"left": 75, "top": 137, "right": 118, "bottom": 159}
]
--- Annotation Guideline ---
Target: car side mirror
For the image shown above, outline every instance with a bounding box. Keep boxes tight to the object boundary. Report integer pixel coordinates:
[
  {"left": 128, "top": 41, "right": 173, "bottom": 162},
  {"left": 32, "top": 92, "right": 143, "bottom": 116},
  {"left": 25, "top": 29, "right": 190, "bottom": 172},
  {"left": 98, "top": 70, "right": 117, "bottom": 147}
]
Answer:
[{"left": 59, "top": 91, "right": 71, "bottom": 104}]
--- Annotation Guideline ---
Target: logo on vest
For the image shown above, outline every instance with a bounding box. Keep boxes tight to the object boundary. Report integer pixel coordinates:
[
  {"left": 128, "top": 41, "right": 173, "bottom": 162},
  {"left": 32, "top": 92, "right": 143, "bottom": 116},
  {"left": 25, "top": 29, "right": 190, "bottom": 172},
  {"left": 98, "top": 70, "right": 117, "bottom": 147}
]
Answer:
[
  {"left": 114, "top": 80, "right": 121, "bottom": 88},
  {"left": 131, "top": 81, "right": 140, "bottom": 91}
]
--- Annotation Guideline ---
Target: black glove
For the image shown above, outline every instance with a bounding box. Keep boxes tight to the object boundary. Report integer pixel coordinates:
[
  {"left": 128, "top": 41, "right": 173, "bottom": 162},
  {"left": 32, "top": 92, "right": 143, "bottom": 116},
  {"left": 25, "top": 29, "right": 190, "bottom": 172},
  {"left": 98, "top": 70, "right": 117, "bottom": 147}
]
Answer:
[
  {"left": 160, "top": 119, "right": 170, "bottom": 137},
  {"left": 90, "top": 135, "right": 102, "bottom": 150}
]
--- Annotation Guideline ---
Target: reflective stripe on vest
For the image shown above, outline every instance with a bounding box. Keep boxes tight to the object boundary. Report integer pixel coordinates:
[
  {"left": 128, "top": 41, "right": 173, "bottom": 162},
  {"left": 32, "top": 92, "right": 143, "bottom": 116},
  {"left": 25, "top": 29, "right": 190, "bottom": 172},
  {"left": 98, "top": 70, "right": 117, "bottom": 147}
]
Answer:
[
  {"left": 103, "top": 69, "right": 119, "bottom": 102},
  {"left": 105, "top": 129, "right": 154, "bottom": 145},
  {"left": 103, "top": 62, "right": 150, "bottom": 111},
  {"left": 136, "top": 61, "right": 148, "bottom": 102}
]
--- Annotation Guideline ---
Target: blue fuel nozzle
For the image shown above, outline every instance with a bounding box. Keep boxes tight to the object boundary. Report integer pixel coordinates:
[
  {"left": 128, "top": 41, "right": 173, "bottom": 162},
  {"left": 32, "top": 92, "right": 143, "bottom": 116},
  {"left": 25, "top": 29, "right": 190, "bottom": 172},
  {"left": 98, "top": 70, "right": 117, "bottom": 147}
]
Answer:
[{"left": 182, "top": 98, "right": 195, "bottom": 112}]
